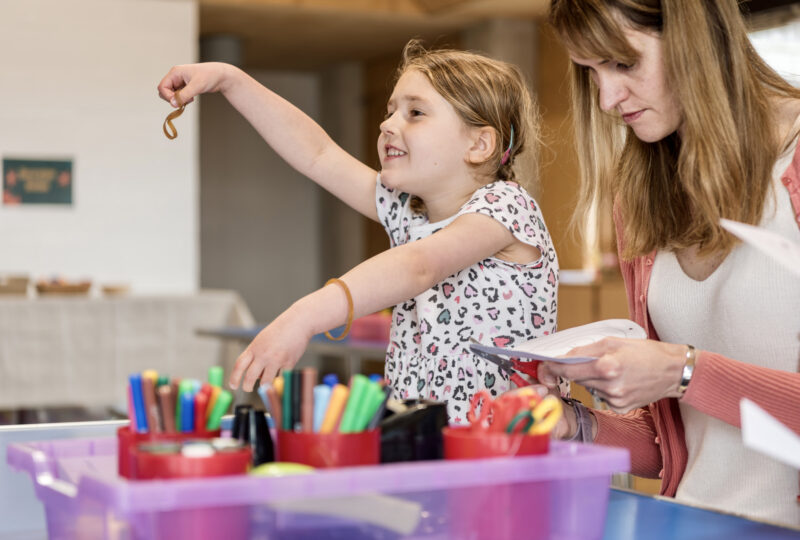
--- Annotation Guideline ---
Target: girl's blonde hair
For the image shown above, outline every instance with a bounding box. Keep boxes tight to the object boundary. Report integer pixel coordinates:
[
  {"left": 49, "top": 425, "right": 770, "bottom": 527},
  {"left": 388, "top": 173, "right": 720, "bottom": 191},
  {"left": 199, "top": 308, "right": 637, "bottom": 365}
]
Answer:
[
  {"left": 396, "top": 40, "right": 540, "bottom": 193},
  {"left": 549, "top": 0, "right": 800, "bottom": 259}
]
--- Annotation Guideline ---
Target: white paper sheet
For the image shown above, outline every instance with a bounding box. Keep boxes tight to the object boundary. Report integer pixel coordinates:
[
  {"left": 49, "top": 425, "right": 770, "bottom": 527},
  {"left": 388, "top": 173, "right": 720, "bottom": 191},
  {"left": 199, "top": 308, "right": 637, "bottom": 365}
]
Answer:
[
  {"left": 740, "top": 398, "right": 800, "bottom": 469},
  {"left": 721, "top": 218, "right": 800, "bottom": 277},
  {"left": 470, "top": 319, "right": 647, "bottom": 363}
]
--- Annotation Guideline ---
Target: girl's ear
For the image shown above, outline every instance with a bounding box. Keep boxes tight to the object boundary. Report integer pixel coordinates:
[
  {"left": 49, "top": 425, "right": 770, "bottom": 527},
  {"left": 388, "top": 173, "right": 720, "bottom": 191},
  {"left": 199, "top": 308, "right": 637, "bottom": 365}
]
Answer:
[{"left": 466, "top": 126, "right": 497, "bottom": 165}]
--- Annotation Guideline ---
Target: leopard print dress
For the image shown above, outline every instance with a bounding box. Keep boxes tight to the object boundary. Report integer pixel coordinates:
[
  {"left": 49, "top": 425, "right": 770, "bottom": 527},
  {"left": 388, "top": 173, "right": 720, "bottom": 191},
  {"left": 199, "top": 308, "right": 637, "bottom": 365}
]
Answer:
[{"left": 376, "top": 176, "right": 559, "bottom": 424}]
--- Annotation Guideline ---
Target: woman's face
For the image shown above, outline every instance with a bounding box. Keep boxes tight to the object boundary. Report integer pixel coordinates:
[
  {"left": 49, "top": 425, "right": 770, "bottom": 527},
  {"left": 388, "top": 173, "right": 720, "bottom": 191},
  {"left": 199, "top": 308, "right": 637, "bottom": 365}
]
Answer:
[{"left": 570, "top": 26, "right": 683, "bottom": 143}]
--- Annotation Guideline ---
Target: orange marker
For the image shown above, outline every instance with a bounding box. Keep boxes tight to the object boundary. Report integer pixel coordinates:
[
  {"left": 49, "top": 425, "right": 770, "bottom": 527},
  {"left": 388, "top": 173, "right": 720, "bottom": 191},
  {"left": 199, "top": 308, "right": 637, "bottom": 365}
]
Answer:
[
  {"left": 274, "top": 375, "right": 284, "bottom": 399},
  {"left": 319, "top": 384, "right": 349, "bottom": 434},
  {"left": 206, "top": 386, "right": 221, "bottom": 420}
]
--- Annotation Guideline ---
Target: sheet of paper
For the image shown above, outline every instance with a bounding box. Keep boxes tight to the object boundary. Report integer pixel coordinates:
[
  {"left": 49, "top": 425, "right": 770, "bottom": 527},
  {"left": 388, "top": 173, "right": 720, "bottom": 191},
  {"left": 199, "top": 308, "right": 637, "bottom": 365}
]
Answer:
[
  {"left": 470, "top": 319, "right": 647, "bottom": 363},
  {"left": 740, "top": 398, "right": 800, "bottom": 469},
  {"left": 720, "top": 218, "right": 800, "bottom": 277}
]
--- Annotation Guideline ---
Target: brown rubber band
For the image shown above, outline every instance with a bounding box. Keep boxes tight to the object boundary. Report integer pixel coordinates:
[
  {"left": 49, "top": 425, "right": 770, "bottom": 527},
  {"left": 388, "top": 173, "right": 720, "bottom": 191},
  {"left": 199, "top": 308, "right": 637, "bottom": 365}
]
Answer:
[
  {"left": 324, "top": 278, "right": 353, "bottom": 341},
  {"left": 163, "top": 90, "right": 185, "bottom": 140}
]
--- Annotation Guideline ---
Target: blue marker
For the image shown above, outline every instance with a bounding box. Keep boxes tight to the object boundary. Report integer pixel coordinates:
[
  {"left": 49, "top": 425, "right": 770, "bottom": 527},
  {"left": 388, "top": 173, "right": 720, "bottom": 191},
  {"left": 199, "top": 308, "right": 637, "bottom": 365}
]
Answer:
[
  {"left": 368, "top": 374, "right": 384, "bottom": 384},
  {"left": 258, "top": 384, "right": 272, "bottom": 416},
  {"left": 129, "top": 373, "right": 148, "bottom": 433},
  {"left": 180, "top": 391, "right": 194, "bottom": 433},
  {"left": 322, "top": 374, "right": 339, "bottom": 388},
  {"left": 312, "top": 384, "right": 332, "bottom": 432}
]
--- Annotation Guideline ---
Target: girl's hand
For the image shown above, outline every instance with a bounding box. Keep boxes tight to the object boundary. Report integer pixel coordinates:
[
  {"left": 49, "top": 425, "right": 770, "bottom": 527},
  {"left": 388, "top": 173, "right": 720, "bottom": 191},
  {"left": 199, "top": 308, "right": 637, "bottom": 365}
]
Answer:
[
  {"left": 228, "top": 307, "right": 314, "bottom": 392},
  {"left": 157, "top": 62, "right": 237, "bottom": 108},
  {"left": 537, "top": 338, "right": 687, "bottom": 413}
]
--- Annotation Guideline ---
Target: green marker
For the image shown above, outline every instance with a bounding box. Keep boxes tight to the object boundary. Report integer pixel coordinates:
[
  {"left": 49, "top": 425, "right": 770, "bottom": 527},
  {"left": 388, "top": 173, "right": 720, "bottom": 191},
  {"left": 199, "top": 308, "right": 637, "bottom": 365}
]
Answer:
[
  {"left": 339, "top": 374, "right": 370, "bottom": 433},
  {"left": 354, "top": 382, "right": 385, "bottom": 432},
  {"left": 156, "top": 375, "right": 170, "bottom": 388},
  {"left": 206, "top": 389, "right": 232, "bottom": 430},
  {"left": 208, "top": 366, "right": 224, "bottom": 388},
  {"left": 282, "top": 370, "right": 293, "bottom": 431}
]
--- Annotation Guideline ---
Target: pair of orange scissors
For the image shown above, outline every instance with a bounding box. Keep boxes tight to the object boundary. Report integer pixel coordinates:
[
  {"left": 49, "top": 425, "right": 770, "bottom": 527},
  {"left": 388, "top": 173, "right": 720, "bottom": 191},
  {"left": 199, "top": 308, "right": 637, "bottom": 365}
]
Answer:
[{"left": 467, "top": 389, "right": 545, "bottom": 433}]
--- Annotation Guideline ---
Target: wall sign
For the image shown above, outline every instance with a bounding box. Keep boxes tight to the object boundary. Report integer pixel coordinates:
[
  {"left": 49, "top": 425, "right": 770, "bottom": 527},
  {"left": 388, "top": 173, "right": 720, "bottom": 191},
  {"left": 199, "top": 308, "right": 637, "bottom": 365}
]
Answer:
[{"left": 3, "top": 158, "right": 73, "bottom": 205}]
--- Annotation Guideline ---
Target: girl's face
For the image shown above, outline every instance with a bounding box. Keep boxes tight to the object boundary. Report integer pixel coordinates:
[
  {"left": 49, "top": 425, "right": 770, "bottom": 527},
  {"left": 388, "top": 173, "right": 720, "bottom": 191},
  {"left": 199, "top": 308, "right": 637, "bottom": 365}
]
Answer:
[
  {"left": 378, "top": 69, "right": 477, "bottom": 198},
  {"left": 570, "top": 26, "right": 683, "bottom": 143}
]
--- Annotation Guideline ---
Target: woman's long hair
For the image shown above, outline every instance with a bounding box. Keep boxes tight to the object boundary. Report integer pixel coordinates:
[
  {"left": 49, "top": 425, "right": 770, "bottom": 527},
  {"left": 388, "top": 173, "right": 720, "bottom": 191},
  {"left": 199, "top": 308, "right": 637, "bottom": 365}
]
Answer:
[{"left": 550, "top": 0, "right": 800, "bottom": 259}]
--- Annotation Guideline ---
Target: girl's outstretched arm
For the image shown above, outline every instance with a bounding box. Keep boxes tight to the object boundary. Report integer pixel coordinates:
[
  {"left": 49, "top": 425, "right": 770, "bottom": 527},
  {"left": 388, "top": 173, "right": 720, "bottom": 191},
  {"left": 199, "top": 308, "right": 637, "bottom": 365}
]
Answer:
[
  {"left": 157, "top": 62, "right": 379, "bottom": 220},
  {"left": 228, "top": 212, "right": 518, "bottom": 391}
]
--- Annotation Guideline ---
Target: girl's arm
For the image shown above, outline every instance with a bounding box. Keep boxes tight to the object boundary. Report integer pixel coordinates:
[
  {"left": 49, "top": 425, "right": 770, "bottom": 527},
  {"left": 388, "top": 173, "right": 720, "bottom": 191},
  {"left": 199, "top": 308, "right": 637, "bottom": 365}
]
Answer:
[
  {"left": 157, "top": 62, "right": 379, "bottom": 220},
  {"left": 229, "top": 212, "right": 515, "bottom": 391}
]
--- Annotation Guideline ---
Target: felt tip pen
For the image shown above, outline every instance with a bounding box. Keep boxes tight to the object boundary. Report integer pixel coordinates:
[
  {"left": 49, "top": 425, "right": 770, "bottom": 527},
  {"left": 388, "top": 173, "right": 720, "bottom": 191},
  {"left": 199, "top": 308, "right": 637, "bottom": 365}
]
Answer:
[
  {"left": 129, "top": 373, "right": 148, "bottom": 433},
  {"left": 312, "top": 384, "right": 332, "bottom": 433},
  {"left": 206, "top": 386, "right": 221, "bottom": 420},
  {"left": 206, "top": 388, "right": 233, "bottom": 431},
  {"left": 127, "top": 384, "right": 137, "bottom": 431},
  {"left": 291, "top": 368, "right": 302, "bottom": 431},
  {"left": 301, "top": 368, "right": 317, "bottom": 432},
  {"left": 157, "top": 384, "right": 177, "bottom": 433},
  {"left": 366, "top": 385, "right": 393, "bottom": 430},
  {"left": 194, "top": 389, "right": 209, "bottom": 433},
  {"left": 257, "top": 384, "right": 272, "bottom": 416},
  {"left": 281, "top": 370, "right": 293, "bottom": 432},
  {"left": 142, "top": 376, "right": 162, "bottom": 434},
  {"left": 142, "top": 369, "right": 159, "bottom": 383},
  {"left": 354, "top": 381, "right": 385, "bottom": 432},
  {"left": 175, "top": 380, "right": 193, "bottom": 429},
  {"left": 339, "top": 374, "right": 370, "bottom": 433},
  {"left": 266, "top": 386, "right": 282, "bottom": 430},
  {"left": 319, "top": 384, "right": 349, "bottom": 434},
  {"left": 273, "top": 374, "right": 284, "bottom": 398},
  {"left": 208, "top": 366, "right": 224, "bottom": 388},
  {"left": 322, "top": 374, "right": 339, "bottom": 388},
  {"left": 180, "top": 391, "right": 194, "bottom": 433}
]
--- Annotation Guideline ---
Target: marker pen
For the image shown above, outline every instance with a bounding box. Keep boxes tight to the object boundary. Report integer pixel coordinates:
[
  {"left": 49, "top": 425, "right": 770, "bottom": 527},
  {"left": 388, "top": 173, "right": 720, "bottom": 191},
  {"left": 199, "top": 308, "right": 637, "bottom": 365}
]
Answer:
[
  {"left": 354, "top": 381, "right": 386, "bottom": 432},
  {"left": 157, "top": 384, "right": 176, "bottom": 433},
  {"left": 291, "top": 369, "right": 302, "bottom": 431},
  {"left": 366, "top": 385, "right": 393, "bottom": 430},
  {"left": 301, "top": 368, "right": 317, "bottom": 432},
  {"left": 194, "top": 390, "right": 209, "bottom": 433},
  {"left": 319, "top": 384, "right": 349, "bottom": 434},
  {"left": 206, "top": 386, "right": 221, "bottom": 420},
  {"left": 142, "top": 376, "right": 162, "bottom": 433},
  {"left": 266, "top": 386, "right": 282, "bottom": 430},
  {"left": 312, "top": 384, "right": 332, "bottom": 433},
  {"left": 180, "top": 391, "right": 194, "bottom": 433},
  {"left": 339, "top": 375, "right": 370, "bottom": 433},
  {"left": 208, "top": 366, "right": 224, "bottom": 388},
  {"left": 128, "top": 373, "right": 148, "bottom": 433},
  {"left": 206, "top": 389, "right": 233, "bottom": 431},
  {"left": 281, "top": 370, "right": 293, "bottom": 432}
]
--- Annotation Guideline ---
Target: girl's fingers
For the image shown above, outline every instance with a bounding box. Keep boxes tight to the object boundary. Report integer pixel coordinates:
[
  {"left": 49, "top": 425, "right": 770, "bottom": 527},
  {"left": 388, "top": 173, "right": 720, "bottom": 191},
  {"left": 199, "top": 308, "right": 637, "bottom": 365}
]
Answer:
[{"left": 228, "top": 348, "right": 253, "bottom": 390}]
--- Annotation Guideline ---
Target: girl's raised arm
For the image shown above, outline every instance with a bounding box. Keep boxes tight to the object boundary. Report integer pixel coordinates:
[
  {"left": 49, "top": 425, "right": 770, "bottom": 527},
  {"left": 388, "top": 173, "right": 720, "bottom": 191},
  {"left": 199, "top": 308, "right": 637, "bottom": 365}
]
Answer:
[{"left": 157, "top": 62, "right": 379, "bottom": 220}]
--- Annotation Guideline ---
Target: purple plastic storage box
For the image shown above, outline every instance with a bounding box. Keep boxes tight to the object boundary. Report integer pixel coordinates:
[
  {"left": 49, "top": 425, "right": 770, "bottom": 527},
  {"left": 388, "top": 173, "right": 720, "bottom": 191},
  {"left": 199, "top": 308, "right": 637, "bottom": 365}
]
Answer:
[{"left": 8, "top": 437, "right": 628, "bottom": 540}]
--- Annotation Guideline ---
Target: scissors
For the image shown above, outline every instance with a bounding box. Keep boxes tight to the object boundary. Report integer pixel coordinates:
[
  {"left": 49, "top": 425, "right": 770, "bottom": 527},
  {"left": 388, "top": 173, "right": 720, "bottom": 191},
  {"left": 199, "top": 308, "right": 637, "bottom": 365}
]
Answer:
[
  {"left": 467, "top": 389, "right": 546, "bottom": 433},
  {"left": 505, "top": 394, "right": 563, "bottom": 435},
  {"left": 469, "top": 338, "right": 540, "bottom": 388}
]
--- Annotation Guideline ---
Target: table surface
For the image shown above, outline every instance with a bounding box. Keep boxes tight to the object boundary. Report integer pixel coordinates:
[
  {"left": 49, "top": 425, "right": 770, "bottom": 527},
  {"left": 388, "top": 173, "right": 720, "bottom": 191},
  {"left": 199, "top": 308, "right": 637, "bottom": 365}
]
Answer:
[{"left": 604, "top": 488, "right": 800, "bottom": 539}]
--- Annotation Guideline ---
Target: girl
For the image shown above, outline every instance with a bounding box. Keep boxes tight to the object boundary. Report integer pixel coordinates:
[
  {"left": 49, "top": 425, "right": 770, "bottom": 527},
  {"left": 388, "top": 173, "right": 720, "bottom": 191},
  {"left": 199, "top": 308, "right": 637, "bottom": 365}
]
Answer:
[
  {"left": 541, "top": 0, "right": 800, "bottom": 527},
  {"left": 157, "top": 41, "right": 559, "bottom": 423}
]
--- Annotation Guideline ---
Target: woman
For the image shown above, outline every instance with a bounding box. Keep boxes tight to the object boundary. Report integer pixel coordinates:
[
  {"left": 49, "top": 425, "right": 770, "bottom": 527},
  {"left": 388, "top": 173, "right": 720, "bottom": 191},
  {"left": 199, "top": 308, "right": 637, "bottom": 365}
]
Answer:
[{"left": 542, "top": 0, "right": 800, "bottom": 526}]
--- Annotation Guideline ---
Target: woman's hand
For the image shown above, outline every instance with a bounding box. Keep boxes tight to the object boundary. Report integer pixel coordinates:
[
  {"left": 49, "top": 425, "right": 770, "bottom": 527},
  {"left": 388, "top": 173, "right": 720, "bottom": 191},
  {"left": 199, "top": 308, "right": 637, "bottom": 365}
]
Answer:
[
  {"left": 157, "top": 62, "right": 239, "bottom": 108},
  {"left": 228, "top": 307, "right": 314, "bottom": 392},
  {"left": 538, "top": 338, "right": 688, "bottom": 413}
]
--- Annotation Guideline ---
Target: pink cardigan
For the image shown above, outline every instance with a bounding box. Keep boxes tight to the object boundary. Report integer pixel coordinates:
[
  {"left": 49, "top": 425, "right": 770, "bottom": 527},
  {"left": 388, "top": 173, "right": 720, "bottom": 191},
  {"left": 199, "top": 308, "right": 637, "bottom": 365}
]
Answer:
[{"left": 594, "top": 137, "right": 800, "bottom": 497}]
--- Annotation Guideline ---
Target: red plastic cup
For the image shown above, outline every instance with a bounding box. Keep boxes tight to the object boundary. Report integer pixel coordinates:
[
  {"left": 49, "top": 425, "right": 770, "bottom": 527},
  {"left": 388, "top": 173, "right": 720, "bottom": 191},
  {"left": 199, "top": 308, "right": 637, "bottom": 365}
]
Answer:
[
  {"left": 442, "top": 426, "right": 549, "bottom": 459},
  {"left": 133, "top": 446, "right": 251, "bottom": 480},
  {"left": 117, "top": 425, "right": 220, "bottom": 478},
  {"left": 277, "top": 430, "right": 379, "bottom": 468}
]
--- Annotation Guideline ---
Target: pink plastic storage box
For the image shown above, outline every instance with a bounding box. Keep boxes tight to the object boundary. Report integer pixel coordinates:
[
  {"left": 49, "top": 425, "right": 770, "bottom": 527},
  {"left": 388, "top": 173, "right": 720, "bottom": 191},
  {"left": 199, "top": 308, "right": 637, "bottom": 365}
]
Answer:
[{"left": 8, "top": 437, "right": 628, "bottom": 540}]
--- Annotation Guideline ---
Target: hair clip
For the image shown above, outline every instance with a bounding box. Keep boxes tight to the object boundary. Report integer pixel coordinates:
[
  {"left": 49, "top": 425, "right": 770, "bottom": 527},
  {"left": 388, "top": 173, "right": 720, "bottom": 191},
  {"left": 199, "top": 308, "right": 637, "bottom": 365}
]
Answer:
[{"left": 501, "top": 125, "right": 515, "bottom": 165}]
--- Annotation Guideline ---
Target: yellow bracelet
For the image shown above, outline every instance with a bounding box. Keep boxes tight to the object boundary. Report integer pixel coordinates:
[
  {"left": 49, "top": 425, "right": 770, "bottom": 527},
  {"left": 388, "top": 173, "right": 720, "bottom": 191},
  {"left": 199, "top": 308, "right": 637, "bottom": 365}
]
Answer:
[
  {"left": 163, "top": 90, "right": 185, "bottom": 140},
  {"left": 324, "top": 278, "right": 353, "bottom": 341}
]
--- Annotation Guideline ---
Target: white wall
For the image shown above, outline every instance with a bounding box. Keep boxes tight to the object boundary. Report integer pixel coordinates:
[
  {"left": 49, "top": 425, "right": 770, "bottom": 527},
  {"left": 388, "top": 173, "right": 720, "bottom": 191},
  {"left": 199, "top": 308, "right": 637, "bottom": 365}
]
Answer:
[
  {"left": 200, "top": 72, "right": 323, "bottom": 323},
  {"left": 0, "top": 0, "right": 198, "bottom": 293}
]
